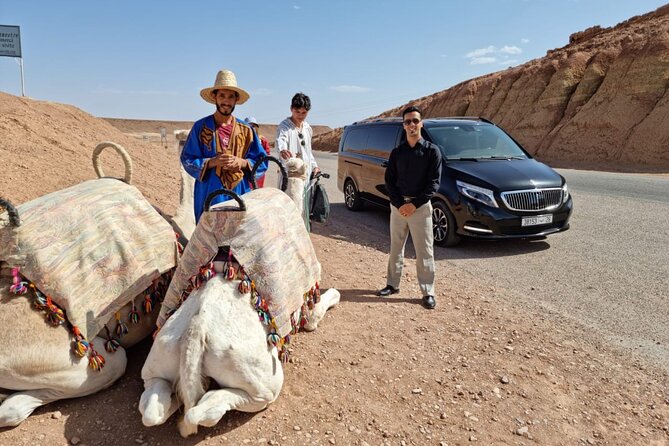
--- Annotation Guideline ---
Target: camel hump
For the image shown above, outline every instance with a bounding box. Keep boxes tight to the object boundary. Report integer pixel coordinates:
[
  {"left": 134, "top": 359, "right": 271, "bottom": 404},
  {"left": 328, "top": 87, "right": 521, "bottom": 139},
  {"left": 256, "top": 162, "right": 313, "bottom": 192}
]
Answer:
[{"left": 92, "top": 141, "right": 133, "bottom": 184}]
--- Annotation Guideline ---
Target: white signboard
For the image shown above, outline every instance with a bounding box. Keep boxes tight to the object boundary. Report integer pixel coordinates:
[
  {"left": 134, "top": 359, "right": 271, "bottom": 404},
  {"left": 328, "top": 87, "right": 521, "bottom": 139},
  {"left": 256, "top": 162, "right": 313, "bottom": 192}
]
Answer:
[{"left": 0, "top": 25, "right": 21, "bottom": 58}]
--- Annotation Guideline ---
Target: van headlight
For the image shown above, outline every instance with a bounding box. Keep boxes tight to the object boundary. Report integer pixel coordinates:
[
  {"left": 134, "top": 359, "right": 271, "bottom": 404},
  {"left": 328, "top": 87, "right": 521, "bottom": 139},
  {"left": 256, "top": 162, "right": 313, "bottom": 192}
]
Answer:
[
  {"left": 562, "top": 183, "right": 569, "bottom": 204},
  {"left": 456, "top": 180, "right": 498, "bottom": 208}
]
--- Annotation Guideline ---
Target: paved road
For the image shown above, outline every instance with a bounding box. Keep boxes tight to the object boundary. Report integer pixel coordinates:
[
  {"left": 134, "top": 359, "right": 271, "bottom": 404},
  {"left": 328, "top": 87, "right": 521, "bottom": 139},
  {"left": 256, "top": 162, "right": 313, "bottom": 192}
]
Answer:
[{"left": 277, "top": 153, "right": 669, "bottom": 372}]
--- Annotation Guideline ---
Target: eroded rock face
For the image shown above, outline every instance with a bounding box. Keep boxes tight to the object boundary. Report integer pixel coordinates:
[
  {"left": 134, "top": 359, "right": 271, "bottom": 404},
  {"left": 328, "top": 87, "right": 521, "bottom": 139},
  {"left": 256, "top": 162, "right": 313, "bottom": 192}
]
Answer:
[{"left": 315, "top": 4, "right": 669, "bottom": 172}]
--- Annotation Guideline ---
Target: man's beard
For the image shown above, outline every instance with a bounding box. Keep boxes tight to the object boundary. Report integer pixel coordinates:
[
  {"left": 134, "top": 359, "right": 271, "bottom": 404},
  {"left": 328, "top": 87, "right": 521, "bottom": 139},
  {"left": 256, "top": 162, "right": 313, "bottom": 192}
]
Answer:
[{"left": 217, "top": 103, "right": 235, "bottom": 116}]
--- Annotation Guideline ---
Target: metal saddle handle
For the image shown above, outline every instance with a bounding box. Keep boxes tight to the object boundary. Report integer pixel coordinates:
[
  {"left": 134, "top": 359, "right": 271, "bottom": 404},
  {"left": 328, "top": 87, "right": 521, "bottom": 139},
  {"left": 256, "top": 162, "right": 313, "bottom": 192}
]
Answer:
[
  {"left": 204, "top": 189, "right": 246, "bottom": 213},
  {"left": 249, "top": 155, "right": 288, "bottom": 191},
  {"left": 0, "top": 198, "right": 20, "bottom": 227}
]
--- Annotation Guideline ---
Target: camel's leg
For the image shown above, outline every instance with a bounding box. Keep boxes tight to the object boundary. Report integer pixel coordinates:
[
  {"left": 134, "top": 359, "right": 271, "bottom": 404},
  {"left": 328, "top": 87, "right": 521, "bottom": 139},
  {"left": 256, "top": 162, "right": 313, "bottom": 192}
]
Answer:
[
  {"left": 178, "top": 347, "right": 285, "bottom": 438},
  {"left": 179, "top": 387, "right": 274, "bottom": 436},
  {"left": 303, "top": 288, "right": 340, "bottom": 332},
  {"left": 139, "top": 310, "right": 182, "bottom": 427},
  {"left": 139, "top": 378, "right": 180, "bottom": 427},
  {"left": 0, "top": 342, "right": 127, "bottom": 428},
  {"left": 0, "top": 389, "right": 63, "bottom": 427}
]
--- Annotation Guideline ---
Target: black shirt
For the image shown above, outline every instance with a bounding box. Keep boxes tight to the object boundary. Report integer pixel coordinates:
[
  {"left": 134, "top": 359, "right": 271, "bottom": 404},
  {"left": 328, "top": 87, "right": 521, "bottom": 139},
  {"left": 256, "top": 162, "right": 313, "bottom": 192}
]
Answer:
[{"left": 384, "top": 137, "right": 442, "bottom": 209}]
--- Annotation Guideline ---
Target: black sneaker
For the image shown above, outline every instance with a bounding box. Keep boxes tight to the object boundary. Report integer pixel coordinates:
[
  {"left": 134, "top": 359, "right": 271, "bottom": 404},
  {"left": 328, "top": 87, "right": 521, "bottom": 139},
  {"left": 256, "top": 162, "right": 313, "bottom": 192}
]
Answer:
[
  {"left": 377, "top": 285, "right": 400, "bottom": 297},
  {"left": 422, "top": 295, "right": 436, "bottom": 309}
]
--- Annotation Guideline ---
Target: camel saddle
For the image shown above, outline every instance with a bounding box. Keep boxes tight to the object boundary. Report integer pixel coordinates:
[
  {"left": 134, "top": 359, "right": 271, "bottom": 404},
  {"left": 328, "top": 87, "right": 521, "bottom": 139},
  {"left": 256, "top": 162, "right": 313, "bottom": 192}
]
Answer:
[
  {"left": 161, "top": 187, "right": 320, "bottom": 338},
  {"left": 0, "top": 179, "right": 178, "bottom": 339}
]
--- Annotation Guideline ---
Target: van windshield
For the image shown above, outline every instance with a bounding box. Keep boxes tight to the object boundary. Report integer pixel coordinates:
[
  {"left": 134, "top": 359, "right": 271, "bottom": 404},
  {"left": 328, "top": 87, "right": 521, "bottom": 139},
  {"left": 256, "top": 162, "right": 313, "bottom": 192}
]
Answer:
[{"left": 426, "top": 124, "right": 528, "bottom": 160}]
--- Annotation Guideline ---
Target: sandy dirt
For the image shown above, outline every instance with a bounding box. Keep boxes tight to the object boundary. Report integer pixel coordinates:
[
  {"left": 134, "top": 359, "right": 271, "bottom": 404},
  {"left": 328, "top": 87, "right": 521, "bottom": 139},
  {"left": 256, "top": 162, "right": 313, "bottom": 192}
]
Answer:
[
  {"left": 0, "top": 98, "right": 668, "bottom": 446},
  {"left": 1, "top": 208, "right": 667, "bottom": 446}
]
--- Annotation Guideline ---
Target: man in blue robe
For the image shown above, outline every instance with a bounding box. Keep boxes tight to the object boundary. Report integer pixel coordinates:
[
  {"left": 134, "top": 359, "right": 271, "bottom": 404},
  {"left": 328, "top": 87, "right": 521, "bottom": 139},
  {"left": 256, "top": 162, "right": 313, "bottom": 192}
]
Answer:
[{"left": 181, "top": 69, "right": 268, "bottom": 223}]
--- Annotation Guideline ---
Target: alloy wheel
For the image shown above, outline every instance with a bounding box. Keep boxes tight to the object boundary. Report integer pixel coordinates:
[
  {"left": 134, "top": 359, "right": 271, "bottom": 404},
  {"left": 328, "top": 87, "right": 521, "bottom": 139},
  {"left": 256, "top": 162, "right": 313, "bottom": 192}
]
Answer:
[
  {"left": 345, "top": 183, "right": 355, "bottom": 208},
  {"left": 432, "top": 206, "right": 448, "bottom": 243}
]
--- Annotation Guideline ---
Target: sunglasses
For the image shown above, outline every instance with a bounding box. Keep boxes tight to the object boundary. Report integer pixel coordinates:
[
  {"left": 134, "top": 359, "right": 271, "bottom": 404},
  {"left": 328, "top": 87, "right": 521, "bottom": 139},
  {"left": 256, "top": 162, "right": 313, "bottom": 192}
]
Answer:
[
  {"left": 298, "top": 132, "right": 305, "bottom": 147},
  {"left": 403, "top": 118, "right": 421, "bottom": 126}
]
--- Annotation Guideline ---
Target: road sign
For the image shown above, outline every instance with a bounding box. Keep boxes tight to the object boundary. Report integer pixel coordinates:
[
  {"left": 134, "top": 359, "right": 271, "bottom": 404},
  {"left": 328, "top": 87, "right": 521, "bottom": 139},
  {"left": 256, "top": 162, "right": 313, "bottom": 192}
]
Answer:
[{"left": 0, "top": 25, "right": 21, "bottom": 58}]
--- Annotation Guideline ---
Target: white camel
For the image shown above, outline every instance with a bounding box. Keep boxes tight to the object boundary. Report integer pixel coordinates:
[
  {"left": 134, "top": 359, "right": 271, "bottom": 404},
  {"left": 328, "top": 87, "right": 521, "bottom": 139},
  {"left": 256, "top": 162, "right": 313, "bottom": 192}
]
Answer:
[
  {"left": 0, "top": 142, "right": 195, "bottom": 428},
  {"left": 139, "top": 156, "right": 340, "bottom": 437}
]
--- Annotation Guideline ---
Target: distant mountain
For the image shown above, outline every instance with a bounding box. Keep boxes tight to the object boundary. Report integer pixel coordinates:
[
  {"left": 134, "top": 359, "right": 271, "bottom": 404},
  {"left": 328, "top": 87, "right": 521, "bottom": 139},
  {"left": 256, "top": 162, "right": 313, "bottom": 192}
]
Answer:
[
  {"left": 103, "top": 118, "right": 332, "bottom": 148},
  {"left": 314, "top": 4, "right": 669, "bottom": 172}
]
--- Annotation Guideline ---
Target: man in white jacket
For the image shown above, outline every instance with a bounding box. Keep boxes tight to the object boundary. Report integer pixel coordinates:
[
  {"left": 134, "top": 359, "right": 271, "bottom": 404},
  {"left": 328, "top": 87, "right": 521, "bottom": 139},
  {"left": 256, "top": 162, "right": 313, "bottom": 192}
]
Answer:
[
  {"left": 276, "top": 93, "right": 321, "bottom": 229},
  {"left": 276, "top": 92, "right": 320, "bottom": 177}
]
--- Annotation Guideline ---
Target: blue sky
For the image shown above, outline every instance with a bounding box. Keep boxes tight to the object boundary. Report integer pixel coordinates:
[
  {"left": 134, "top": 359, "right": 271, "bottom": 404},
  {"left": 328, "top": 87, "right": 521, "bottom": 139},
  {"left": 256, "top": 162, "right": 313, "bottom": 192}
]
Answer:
[{"left": 1, "top": 1, "right": 666, "bottom": 128}]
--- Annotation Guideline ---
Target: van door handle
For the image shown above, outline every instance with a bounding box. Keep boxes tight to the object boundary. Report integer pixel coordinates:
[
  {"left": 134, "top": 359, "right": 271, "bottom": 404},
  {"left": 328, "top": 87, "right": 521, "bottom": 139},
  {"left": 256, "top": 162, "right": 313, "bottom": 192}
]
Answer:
[{"left": 382, "top": 161, "right": 388, "bottom": 168}]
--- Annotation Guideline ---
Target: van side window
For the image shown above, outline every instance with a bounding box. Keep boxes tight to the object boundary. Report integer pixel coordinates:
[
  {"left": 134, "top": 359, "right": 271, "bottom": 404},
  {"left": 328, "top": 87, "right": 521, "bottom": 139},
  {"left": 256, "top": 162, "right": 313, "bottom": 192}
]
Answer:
[
  {"left": 342, "top": 128, "right": 369, "bottom": 155},
  {"left": 366, "top": 126, "right": 400, "bottom": 158}
]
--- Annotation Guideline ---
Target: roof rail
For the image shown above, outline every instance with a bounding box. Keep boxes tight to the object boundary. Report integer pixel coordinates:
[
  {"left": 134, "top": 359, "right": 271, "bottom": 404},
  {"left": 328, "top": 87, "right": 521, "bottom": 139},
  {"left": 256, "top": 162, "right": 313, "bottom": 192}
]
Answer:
[
  {"left": 352, "top": 116, "right": 402, "bottom": 125},
  {"left": 351, "top": 116, "right": 496, "bottom": 125},
  {"left": 427, "top": 116, "right": 494, "bottom": 124}
]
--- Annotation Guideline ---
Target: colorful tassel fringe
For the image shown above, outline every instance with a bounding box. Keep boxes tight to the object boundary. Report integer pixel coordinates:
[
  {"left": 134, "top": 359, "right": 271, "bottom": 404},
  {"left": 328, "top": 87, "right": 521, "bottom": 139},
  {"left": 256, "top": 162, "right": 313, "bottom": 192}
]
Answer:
[
  {"left": 9, "top": 267, "right": 28, "bottom": 295},
  {"left": 7, "top": 250, "right": 176, "bottom": 371},
  {"left": 143, "top": 294, "right": 153, "bottom": 314},
  {"left": 71, "top": 326, "right": 90, "bottom": 357},
  {"left": 129, "top": 303, "right": 140, "bottom": 324},
  {"left": 115, "top": 312, "right": 129, "bottom": 337},
  {"left": 151, "top": 248, "right": 321, "bottom": 366},
  {"left": 88, "top": 344, "right": 106, "bottom": 371},
  {"left": 104, "top": 326, "right": 121, "bottom": 352},
  {"left": 45, "top": 296, "right": 66, "bottom": 326}
]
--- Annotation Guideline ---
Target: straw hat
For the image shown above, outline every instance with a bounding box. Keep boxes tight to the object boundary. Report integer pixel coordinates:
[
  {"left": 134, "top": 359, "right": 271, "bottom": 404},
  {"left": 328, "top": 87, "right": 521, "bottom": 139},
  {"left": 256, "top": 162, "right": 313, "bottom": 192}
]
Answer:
[{"left": 200, "top": 69, "right": 250, "bottom": 105}]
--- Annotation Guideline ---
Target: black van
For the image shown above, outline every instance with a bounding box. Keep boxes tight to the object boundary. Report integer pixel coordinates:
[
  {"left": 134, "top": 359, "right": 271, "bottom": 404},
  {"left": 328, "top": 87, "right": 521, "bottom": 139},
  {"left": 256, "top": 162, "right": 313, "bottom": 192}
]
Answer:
[{"left": 337, "top": 117, "right": 572, "bottom": 246}]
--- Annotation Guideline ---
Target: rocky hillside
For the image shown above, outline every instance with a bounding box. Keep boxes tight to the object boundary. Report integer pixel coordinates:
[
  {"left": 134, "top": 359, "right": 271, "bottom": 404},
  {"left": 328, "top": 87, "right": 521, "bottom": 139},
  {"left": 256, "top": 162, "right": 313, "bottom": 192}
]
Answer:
[{"left": 315, "top": 4, "right": 669, "bottom": 172}]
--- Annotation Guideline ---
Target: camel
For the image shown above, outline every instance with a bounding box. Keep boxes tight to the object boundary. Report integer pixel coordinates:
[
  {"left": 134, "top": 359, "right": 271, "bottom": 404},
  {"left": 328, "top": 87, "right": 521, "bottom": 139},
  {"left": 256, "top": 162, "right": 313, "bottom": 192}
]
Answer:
[
  {"left": 139, "top": 156, "right": 340, "bottom": 437},
  {"left": 0, "top": 142, "right": 194, "bottom": 428},
  {"left": 170, "top": 129, "right": 197, "bottom": 241}
]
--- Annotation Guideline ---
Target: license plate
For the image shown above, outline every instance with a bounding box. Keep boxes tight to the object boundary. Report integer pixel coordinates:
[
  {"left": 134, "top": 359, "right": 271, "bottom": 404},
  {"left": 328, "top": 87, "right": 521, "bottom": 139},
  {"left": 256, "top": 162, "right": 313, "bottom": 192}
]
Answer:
[{"left": 521, "top": 214, "right": 553, "bottom": 227}]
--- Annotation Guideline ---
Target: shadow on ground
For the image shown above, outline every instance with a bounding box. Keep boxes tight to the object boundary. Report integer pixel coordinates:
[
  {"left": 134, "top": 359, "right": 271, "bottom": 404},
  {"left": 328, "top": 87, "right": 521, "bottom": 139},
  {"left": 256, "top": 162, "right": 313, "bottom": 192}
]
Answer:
[
  {"left": 336, "top": 287, "right": 424, "bottom": 306},
  {"left": 37, "top": 339, "right": 262, "bottom": 445}
]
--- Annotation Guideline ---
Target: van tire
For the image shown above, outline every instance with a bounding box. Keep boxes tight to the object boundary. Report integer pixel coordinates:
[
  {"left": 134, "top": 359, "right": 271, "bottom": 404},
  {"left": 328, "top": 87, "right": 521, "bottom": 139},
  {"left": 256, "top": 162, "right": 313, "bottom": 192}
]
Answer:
[
  {"left": 432, "top": 200, "right": 460, "bottom": 247},
  {"left": 344, "top": 179, "right": 364, "bottom": 211}
]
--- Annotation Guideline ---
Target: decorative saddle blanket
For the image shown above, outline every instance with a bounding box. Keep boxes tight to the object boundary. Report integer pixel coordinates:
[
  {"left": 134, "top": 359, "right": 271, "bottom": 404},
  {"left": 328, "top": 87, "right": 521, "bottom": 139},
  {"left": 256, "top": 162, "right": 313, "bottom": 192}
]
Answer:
[
  {"left": 0, "top": 179, "right": 179, "bottom": 339},
  {"left": 161, "top": 187, "right": 321, "bottom": 338}
]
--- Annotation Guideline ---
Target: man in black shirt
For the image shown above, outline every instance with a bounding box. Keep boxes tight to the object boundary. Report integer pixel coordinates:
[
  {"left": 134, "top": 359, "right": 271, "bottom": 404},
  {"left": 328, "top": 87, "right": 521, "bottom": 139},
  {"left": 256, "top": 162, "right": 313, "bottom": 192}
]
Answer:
[{"left": 377, "top": 106, "right": 442, "bottom": 309}]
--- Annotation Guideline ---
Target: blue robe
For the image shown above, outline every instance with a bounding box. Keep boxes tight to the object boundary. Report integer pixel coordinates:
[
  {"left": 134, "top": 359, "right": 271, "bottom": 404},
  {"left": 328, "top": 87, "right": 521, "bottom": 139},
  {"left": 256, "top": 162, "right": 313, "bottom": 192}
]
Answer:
[{"left": 181, "top": 115, "right": 268, "bottom": 222}]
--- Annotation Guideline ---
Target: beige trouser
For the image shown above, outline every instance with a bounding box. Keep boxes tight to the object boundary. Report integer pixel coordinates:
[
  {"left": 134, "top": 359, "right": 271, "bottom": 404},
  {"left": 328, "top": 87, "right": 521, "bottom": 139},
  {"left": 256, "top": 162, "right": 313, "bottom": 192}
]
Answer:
[{"left": 386, "top": 202, "right": 435, "bottom": 296}]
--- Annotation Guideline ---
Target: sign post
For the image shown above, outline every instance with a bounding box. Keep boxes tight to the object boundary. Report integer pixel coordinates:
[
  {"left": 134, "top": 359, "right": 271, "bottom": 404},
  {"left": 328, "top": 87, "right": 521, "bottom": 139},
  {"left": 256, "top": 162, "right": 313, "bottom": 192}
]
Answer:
[{"left": 1, "top": 25, "right": 25, "bottom": 96}]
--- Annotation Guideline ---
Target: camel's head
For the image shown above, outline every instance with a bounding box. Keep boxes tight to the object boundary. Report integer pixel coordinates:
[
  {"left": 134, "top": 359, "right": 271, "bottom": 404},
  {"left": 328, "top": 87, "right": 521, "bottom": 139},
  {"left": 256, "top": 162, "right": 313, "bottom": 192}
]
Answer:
[
  {"left": 283, "top": 157, "right": 307, "bottom": 211},
  {"left": 285, "top": 157, "right": 307, "bottom": 181},
  {"left": 174, "top": 129, "right": 189, "bottom": 142}
]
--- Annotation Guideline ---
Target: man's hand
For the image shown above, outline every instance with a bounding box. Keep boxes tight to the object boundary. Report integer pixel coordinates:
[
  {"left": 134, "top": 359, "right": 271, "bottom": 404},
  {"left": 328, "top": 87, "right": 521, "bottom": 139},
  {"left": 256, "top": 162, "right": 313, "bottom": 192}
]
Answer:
[
  {"left": 209, "top": 154, "right": 249, "bottom": 171},
  {"left": 312, "top": 166, "right": 321, "bottom": 177},
  {"left": 280, "top": 150, "right": 292, "bottom": 160},
  {"left": 398, "top": 202, "right": 416, "bottom": 217}
]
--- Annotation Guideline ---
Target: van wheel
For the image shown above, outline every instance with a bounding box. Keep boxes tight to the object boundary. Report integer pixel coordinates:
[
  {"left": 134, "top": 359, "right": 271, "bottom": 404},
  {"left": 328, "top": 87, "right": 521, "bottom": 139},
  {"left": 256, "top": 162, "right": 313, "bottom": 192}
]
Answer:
[
  {"left": 344, "top": 179, "right": 364, "bottom": 211},
  {"left": 432, "top": 200, "right": 460, "bottom": 247}
]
